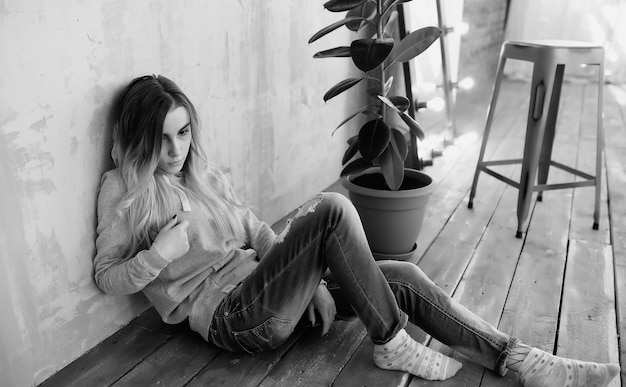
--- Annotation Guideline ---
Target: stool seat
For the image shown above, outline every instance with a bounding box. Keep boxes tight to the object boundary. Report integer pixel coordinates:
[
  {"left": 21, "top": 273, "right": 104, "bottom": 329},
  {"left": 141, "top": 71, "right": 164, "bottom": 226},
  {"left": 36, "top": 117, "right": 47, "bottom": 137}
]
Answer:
[
  {"left": 508, "top": 39, "right": 601, "bottom": 49},
  {"left": 503, "top": 39, "right": 604, "bottom": 66},
  {"left": 468, "top": 39, "right": 605, "bottom": 238}
]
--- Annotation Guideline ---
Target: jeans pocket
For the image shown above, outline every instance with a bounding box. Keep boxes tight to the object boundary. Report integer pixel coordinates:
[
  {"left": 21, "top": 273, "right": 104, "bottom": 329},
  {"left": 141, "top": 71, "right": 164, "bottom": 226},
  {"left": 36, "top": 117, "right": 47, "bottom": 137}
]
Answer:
[
  {"left": 207, "top": 325, "right": 238, "bottom": 352},
  {"left": 233, "top": 317, "right": 293, "bottom": 354}
]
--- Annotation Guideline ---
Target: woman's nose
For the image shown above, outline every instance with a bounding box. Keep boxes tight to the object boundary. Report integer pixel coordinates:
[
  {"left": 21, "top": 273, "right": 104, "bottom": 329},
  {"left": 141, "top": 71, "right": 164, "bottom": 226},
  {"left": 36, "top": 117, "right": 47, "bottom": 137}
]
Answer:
[{"left": 169, "top": 139, "right": 181, "bottom": 156}]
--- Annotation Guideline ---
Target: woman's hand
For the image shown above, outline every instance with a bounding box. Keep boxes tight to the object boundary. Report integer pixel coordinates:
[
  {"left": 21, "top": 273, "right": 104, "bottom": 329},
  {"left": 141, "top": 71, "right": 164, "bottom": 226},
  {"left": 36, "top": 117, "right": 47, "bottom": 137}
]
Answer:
[
  {"left": 152, "top": 215, "right": 190, "bottom": 262},
  {"left": 307, "top": 282, "right": 336, "bottom": 336}
]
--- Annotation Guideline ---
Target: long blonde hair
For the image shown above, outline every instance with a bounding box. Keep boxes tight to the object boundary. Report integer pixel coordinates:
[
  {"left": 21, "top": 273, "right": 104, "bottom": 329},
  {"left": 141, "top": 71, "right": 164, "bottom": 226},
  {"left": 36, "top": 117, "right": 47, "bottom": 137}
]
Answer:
[{"left": 111, "top": 74, "right": 245, "bottom": 257}]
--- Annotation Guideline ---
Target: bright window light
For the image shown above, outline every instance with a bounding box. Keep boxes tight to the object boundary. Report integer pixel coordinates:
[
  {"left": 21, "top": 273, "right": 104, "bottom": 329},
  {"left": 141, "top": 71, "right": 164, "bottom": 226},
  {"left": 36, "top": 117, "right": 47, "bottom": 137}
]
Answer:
[
  {"left": 426, "top": 97, "right": 446, "bottom": 112},
  {"left": 457, "top": 77, "right": 475, "bottom": 90}
]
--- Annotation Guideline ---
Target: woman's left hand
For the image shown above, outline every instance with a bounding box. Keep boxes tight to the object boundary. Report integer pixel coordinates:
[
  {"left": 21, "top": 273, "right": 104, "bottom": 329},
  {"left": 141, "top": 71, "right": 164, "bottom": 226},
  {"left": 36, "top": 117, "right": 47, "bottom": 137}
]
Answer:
[{"left": 307, "top": 283, "right": 336, "bottom": 336}]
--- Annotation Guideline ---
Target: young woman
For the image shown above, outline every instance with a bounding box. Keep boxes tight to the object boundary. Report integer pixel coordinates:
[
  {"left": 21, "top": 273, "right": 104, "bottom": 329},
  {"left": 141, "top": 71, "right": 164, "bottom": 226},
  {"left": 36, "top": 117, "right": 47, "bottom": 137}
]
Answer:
[{"left": 94, "top": 74, "right": 619, "bottom": 386}]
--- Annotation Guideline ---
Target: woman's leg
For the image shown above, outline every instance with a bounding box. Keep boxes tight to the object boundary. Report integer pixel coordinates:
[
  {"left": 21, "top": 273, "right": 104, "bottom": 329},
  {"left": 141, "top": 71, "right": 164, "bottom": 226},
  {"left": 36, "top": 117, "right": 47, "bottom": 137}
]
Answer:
[
  {"left": 328, "top": 261, "right": 619, "bottom": 386},
  {"left": 328, "top": 260, "right": 516, "bottom": 375},
  {"left": 209, "top": 192, "right": 406, "bottom": 353}
]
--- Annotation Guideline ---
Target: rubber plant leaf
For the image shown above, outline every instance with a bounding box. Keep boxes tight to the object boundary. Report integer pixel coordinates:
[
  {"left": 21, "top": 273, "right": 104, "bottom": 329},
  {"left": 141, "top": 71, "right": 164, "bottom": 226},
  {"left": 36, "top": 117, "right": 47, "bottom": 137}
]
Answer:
[
  {"left": 350, "top": 38, "right": 395, "bottom": 72},
  {"left": 378, "top": 96, "right": 425, "bottom": 140},
  {"left": 341, "top": 157, "right": 372, "bottom": 177},
  {"left": 323, "top": 77, "right": 364, "bottom": 102},
  {"left": 400, "top": 112, "right": 426, "bottom": 140},
  {"left": 389, "top": 127, "right": 408, "bottom": 161},
  {"left": 358, "top": 118, "right": 391, "bottom": 161},
  {"left": 309, "top": 17, "right": 365, "bottom": 44},
  {"left": 379, "top": 145, "right": 405, "bottom": 190},
  {"left": 346, "top": 1, "right": 377, "bottom": 31},
  {"left": 385, "top": 26, "right": 441, "bottom": 67},
  {"left": 314, "top": 46, "right": 352, "bottom": 58},
  {"left": 332, "top": 104, "right": 381, "bottom": 136},
  {"left": 342, "top": 135, "right": 360, "bottom": 165},
  {"left": 387, "top": 96, "right": 410, "bottom": 112},
  {"left": 377, "top": 95, "right": 403, "bottom": 114},
  {"left": 324, "top": 0, "right": 367, "bottom": 12}
]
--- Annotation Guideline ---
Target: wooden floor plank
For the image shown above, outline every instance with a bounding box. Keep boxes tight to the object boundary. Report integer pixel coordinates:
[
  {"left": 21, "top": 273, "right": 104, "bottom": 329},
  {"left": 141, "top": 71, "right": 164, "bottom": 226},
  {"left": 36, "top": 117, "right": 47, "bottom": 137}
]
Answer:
[
  {"left": 569, "top": 84, "right": 611, "bottom": 244},
  {"left": 111, "top": 329, "right": 220, "bottom": 387},
  {"left": 259, "top": 320, "right": 366, "bottom": 386},
  {"left": 185, "top": 324, "right": 307, "bottom": 387},
  {"left": 39, "top": 324, "right": 170, "bottom": 387},
  {"left": 601, "top": 84, "right": 626, "bottom": 387},
  {"left": 557, "top": 239, "right": 620, "bottom": 387}
]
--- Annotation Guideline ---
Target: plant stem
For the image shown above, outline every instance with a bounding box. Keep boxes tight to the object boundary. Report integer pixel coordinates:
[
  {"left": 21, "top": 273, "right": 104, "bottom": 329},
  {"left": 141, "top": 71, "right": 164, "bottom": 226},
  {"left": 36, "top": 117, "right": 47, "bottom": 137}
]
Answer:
[{"left": 377, "top": 0, "right": 386, "bottom": 121}]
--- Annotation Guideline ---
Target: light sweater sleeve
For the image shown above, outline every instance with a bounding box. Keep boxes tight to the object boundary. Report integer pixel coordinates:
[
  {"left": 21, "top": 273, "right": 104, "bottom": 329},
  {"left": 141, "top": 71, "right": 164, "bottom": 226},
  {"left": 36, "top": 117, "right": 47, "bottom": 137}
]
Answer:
[
  {"left": 93, "top": 170, "right": 171, "bottom": 295},
  {"left": 241, "top": 208, "right": 276, "bottom": 259}
]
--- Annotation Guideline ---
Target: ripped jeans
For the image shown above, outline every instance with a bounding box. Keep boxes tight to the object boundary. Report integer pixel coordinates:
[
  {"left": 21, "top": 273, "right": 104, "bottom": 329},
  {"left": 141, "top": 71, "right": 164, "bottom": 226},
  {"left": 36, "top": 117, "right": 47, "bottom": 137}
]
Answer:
[{"left": 207, "top": 192, "right": 518, "bottom": 376}]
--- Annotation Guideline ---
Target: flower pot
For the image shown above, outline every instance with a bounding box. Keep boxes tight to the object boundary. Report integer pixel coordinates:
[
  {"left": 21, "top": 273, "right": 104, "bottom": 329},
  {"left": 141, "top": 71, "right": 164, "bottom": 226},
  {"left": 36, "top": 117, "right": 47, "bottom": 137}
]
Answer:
[{"left": 341, "top": 168, "right": 435, "bottom": 260}]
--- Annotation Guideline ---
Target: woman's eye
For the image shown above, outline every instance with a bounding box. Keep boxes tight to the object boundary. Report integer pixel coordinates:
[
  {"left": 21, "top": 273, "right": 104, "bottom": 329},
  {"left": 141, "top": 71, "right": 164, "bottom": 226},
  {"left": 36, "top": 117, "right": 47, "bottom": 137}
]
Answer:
[{"left": 179, "top": 128, "right": 190, "bottom": 136}]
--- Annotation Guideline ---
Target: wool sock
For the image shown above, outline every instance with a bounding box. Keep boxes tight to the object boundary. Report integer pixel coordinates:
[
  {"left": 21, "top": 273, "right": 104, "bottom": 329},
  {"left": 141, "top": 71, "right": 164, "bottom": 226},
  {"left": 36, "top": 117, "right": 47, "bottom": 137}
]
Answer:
[
  {"left": 519, "top": 347, "right": 620, "bottom": 387},
  {"left": 373, "top": 329, "right": 462, "bottom": 381}
]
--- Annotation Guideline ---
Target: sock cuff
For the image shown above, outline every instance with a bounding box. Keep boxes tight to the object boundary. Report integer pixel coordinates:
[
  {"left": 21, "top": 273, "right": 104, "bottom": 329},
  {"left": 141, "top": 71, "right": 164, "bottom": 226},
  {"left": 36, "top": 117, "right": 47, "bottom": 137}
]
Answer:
[
  {"left": 378, "top": 328, "right": 408, "bottom": 351},
  {"left": 519, "top": 347, "right": 549, "bottom": 375}
]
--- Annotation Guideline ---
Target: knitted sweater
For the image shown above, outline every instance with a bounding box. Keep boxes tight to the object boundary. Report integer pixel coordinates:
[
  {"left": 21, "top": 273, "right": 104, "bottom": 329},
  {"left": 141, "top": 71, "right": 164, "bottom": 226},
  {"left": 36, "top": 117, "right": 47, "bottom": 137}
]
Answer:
[{"left": 93, "top": 169, "right": 277, "bottom": 340}]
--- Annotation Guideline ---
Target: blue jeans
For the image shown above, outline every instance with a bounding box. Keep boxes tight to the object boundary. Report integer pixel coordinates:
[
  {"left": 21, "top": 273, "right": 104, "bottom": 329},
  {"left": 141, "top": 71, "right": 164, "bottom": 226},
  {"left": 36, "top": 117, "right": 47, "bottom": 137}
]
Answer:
[{"left": 208, "top": 192, "right": 517, "bottom": 376}]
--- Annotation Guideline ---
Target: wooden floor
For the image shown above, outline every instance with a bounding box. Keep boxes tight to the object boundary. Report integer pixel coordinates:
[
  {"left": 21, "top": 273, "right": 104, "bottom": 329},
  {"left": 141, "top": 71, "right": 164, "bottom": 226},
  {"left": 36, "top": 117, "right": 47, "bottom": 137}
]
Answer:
[{"left": 41, "top": 79, "right": 626, "bottom": 386}]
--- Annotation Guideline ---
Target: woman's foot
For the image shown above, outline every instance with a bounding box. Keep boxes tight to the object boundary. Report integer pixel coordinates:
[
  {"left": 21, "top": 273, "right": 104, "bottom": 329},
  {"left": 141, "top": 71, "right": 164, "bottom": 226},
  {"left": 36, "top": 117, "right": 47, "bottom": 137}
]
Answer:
[
  {"left": 519, "top": 347, "right": 619, "bottom": 387},
  {"left": 373, "top": 329, "right": 462, "bottom": 381}
]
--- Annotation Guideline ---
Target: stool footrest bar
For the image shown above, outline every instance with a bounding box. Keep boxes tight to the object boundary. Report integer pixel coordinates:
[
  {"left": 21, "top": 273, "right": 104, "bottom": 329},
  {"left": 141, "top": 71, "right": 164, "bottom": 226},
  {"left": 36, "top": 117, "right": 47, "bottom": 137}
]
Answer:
[
  {"left": 534, "top": 180, "right": 596, "bottom": 192},
  {"left": 482, "top": 159, "right": 523, "bottom": 167},
  {"left": 548, "top": 160, "right": 595, "bottom": 180},
  {"left": 479, "top": 166, "right": 520, "bottom": 189}
]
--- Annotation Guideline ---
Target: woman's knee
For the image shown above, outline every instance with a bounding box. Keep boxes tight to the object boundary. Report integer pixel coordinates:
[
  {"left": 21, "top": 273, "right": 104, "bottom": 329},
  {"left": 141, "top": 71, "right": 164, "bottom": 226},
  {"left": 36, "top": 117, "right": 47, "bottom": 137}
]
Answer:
[
  {"left": 319, "top": 192, "right": 360, "bottom": 223},
  {"left": 322, "top": 191, "right": 352, "bottom": 208},
  {"left": 378, "top": 260, "right": 429, "bottom": 285}
]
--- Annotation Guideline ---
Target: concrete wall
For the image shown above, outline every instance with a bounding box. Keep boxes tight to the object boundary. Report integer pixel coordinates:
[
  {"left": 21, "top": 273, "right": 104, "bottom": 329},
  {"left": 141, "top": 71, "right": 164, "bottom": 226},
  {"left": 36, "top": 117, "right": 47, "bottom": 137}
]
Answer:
[
  {"left": 457, "top": 0, "right": 508, "bottom": 90},
  {"left": 0, "top": 1, "right": 359, "bottom": 385}
]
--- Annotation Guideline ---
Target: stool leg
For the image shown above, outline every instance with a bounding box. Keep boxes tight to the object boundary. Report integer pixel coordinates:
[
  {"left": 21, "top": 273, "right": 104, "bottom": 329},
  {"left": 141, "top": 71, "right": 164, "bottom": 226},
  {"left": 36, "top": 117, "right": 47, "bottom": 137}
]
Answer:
[
  {"left": 537, "top": 64, "right": 565, "bottom": 202},
  {"left": 516, "top": 60, "right": 558, "bottom": 238},
  {"left": 593, "top": 62, "right": 605, "bottom": 230},
  {"left": 468, "top": 55, "right": 508, "bottom": 209}
]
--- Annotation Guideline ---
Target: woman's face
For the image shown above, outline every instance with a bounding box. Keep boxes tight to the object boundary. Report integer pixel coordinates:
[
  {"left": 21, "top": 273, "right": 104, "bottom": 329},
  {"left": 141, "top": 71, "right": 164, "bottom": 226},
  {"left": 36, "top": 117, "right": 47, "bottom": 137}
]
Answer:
[{"left": 158, "top": 106, "right": 192, "bottom": 174}]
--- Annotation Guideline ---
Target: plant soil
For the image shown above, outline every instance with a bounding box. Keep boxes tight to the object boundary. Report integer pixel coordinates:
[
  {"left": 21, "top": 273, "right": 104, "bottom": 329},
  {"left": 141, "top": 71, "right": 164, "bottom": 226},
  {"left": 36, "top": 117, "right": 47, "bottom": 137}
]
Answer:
[{"left": 352, "top": 172, "right": 429, "bottom": 191}]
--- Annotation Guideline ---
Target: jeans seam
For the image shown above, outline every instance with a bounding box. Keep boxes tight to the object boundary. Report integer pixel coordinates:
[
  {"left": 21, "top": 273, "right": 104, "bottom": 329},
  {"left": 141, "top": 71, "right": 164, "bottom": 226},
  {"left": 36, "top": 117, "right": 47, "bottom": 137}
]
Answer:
[{"left": 387, "top": 278, "right": 507, "bottom": 352}]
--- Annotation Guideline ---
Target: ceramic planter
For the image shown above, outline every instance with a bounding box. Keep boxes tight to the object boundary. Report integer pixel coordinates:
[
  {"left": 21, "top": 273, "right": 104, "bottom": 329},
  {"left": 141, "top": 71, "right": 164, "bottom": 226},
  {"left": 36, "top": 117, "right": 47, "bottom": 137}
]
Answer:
[{"left": 342, "top": 168, "right": 435, "bottom": 261}]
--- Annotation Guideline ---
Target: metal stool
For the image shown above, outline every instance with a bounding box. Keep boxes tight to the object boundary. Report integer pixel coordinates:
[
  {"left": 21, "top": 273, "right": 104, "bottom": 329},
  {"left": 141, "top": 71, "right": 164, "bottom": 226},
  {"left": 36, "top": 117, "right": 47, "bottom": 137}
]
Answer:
[{"left": 468, "top": 40, "right": 605, "bottom": 238}]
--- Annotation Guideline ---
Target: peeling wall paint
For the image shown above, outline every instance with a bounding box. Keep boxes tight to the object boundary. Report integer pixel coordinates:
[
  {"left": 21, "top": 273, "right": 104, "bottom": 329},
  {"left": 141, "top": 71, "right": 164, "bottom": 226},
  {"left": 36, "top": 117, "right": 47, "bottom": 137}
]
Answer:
[{"left": 0, "top": 1, "right": 359, "bottom": 385}]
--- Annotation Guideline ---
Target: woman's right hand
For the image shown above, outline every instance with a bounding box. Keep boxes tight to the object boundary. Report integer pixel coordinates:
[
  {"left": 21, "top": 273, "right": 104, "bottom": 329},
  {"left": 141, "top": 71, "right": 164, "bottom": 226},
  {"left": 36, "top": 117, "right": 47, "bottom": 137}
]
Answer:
[{"left": 152, "top": 215, "right": 190, "bottom": 261}]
